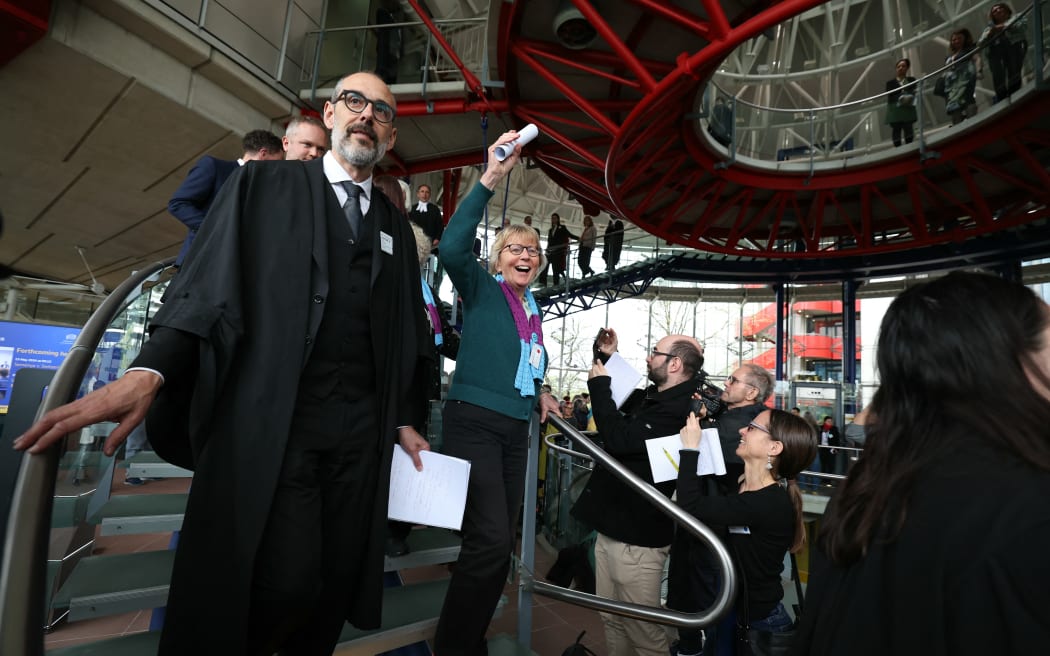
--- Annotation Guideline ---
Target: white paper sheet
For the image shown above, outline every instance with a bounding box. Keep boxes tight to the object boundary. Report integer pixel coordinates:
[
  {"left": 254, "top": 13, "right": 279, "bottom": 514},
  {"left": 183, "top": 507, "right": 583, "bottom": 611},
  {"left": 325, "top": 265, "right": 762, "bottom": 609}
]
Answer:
[
  {"left": 604, "top": 352, "right": 644, "bottom": 408},
  {"left": 645, "top": 428, "right": 726, "bottom": 483},
  {"left": 387, "top": 446, "right": 471, "bottom": 530}
]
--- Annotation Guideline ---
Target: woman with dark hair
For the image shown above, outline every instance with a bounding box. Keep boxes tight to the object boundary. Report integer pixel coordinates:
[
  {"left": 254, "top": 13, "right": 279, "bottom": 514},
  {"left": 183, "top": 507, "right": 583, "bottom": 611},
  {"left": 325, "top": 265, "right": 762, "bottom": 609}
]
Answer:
[
  {"left": 885, "top": 58, "right": 917, "bottom": 146},
  {"left": 796, "top": 271, "right": 1050, "bottom": 655},
  {"left": 979, "top": 2, "right": 1028, "bottom": 103},
  {"left": 676, "top": 408, "right": 816, "bottom": 656},
  {"left": 940, "top": 28, "right": 979, "bottom": 125}
]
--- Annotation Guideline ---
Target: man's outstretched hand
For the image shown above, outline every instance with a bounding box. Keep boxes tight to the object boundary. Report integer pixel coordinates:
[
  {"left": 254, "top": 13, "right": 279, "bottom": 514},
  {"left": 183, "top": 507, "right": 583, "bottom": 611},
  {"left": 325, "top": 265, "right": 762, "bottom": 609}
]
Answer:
[{"left": 12, "top": 371, "right": 164, "bottom": 456}]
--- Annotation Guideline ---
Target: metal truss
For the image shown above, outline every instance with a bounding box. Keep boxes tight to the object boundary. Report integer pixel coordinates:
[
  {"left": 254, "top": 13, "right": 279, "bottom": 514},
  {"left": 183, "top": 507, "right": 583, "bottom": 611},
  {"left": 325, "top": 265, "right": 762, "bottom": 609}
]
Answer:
[
  {"left": 536, "top": 217, "right": 1050, "bottom": 319},
  {"left": 497, "top": 0, "right": 1050, "bottom": 261}
]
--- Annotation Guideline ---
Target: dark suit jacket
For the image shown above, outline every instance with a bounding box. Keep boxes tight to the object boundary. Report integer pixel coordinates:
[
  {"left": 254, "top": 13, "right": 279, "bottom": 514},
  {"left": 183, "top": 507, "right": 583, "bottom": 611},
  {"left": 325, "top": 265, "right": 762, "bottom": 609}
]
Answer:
[
  {"left": 139, "top": 158, "right": 428, "bottom": 652},
  {"left": 409, "top": 201, "right": 444, "bottom": 243},
  {"left": 167, "top": 155, "right": 239, "bottom": 266}
]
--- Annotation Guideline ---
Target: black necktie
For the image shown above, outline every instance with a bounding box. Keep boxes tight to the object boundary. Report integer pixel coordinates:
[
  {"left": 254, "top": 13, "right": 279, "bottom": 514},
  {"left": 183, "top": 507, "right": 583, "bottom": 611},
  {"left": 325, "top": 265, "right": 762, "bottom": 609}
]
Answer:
[{"left": 341, "top": 182, "right": 363, "bottom": 239}]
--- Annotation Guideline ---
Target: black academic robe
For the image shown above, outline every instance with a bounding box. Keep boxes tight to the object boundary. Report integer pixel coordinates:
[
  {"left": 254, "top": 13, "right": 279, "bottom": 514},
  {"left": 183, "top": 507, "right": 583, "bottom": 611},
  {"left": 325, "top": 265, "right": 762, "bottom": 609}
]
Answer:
[{"left": 140, "top": 157, "right": 428, "bottom": 653}]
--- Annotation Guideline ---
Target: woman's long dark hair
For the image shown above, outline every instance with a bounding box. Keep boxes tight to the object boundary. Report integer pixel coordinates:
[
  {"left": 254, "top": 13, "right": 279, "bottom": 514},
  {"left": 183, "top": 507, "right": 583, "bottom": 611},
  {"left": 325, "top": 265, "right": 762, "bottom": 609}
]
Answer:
[
  {"left": 768, "top": 409, "right": 817, "bottom": 553},
  {"left": 820, "top": 272, "right": 1050, "bottom": 564}
]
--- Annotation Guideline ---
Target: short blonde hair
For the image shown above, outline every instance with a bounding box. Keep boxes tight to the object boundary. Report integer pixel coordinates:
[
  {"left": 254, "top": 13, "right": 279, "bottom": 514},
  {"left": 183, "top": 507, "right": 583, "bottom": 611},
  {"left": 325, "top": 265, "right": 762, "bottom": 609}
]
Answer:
[
  {"left": 409, "top": 223, "right": 431, "bottom": 266},
  {"left": 489, "top": 225, "right": 546, "bottom": 275}
]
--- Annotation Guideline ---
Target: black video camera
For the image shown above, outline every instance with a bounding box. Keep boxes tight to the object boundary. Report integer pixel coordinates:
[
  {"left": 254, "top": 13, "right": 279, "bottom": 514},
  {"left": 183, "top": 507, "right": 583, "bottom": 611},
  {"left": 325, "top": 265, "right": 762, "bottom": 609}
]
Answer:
[{"left": 689, "top": 369, "right": 726, "bottom": 418}]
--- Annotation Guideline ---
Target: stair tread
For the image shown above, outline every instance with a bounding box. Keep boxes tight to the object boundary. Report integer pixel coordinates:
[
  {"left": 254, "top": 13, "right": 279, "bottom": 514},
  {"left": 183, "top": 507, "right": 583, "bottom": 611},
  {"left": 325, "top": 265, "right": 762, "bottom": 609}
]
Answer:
[
  {"left": 89, "top": 494, "right": 189, "bottom": 523},
  {"left": 54, "top": 550, "right": 176, "bottom": 605}
]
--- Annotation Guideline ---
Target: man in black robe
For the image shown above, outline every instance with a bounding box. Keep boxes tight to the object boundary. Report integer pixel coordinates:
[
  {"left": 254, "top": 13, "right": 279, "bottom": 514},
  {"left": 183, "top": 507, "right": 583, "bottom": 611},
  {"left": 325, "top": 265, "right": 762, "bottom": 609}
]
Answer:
[{"left": 15, "top": 71, "right": 430, "bottom": 655}]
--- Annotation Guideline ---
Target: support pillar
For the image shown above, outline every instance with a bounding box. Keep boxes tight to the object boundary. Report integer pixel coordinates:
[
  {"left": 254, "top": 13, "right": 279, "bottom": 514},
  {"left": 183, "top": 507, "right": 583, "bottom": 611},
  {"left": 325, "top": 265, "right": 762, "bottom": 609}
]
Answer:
[{"left": 841, "top": 279, "right": 859, "bottom": 415}]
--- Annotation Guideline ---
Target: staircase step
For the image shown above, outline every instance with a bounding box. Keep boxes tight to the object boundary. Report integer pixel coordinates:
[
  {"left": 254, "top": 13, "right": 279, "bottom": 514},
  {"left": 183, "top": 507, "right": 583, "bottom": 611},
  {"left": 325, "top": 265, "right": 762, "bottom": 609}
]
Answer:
[
  {"left": 89, "top": 493, "right": 189, "bottom": 536},
  {"left": 385, "top": 527, "right": 461, "bottom": 571},
  {"left": 46, "top": 582, "right": 514, "bottom": 655},
  {"left": 125, "top": 452, "right": 193, "bottom": 479},
  {"left": 54, "top": 550, "right": 175, "bottom": 621},
  {"left": 333, "top": 581, "right": 507, "bottom": 655},
  {"left": 47, "top": 630, "right": 160, "bottom": 656},
  {"left": 487, "top": 633, "right": 541, "bottom": 655}
]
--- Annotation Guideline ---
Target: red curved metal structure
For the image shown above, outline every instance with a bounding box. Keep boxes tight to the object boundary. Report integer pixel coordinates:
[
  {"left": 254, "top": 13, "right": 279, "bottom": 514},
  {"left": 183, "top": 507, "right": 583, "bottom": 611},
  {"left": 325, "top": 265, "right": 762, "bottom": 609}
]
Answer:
[{"left": 489, "top": 0, "right": 1050, "bottom": 259}]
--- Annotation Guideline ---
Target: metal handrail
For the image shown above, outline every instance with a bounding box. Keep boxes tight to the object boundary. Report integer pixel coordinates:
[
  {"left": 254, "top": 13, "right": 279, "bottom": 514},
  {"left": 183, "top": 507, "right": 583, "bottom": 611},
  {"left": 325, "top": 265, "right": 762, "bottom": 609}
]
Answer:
[
  {"left": 527, "top": 415, "right": 738, "bottom": 629},
  {"left": 0, "top": 259, "right": 175, "bottom": 656}
]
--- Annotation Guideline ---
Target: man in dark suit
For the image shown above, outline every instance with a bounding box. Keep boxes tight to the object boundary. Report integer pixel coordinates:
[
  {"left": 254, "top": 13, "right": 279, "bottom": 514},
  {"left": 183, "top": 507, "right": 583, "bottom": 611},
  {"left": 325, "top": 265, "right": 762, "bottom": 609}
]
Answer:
[
  {"left": 167, "top": 129, "right": 283, "bottom": 267},
  {"left": 409, "top": 183, "right": 443, "bottom": 248},
  {"left": 15, "top": 71, "right": 431, "bottom": 655}
]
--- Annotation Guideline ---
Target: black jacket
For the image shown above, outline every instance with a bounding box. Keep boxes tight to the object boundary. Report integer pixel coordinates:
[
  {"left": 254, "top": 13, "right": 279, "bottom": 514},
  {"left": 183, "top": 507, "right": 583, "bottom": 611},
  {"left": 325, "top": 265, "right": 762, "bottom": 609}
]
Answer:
[
  {"left": 138, "top": 158, "right": 428, "bottom": 652},
  {"left": 571, "top": 376, "right": 695, "bottom": 547}
]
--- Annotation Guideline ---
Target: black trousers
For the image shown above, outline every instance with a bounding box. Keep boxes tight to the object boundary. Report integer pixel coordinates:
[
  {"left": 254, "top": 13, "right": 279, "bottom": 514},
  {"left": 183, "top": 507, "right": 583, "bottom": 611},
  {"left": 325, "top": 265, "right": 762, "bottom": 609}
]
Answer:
[
  {"left": 578, "top": 246, "right": 594, "bottom": 276},
  {"left": 433, "top": 401, "right": 530, "bottom": 655},
  {"left": 245, "top": 395, "right": 379, "bottom": 656}
]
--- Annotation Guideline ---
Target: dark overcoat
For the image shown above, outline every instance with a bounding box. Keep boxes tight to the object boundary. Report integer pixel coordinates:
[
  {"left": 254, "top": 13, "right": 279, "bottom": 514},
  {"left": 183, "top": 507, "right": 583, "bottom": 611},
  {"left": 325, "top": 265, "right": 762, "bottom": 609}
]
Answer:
[{"left": 143, "top": 157, "right": 428, "bottom": 653}]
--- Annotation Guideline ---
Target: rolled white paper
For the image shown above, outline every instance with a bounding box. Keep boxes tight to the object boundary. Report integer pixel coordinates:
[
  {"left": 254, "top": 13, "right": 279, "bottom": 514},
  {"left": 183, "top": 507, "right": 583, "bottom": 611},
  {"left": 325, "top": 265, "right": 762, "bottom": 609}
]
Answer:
[{"left": 494, "top": 123, "right": 539, "bottom": 161}]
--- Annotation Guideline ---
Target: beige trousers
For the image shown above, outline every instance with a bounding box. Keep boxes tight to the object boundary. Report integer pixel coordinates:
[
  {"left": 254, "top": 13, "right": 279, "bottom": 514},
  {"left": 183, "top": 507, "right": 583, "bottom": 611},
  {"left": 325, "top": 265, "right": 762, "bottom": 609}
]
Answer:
[{"left": 594, "top": 532, "right": 671, "bottom": 656}]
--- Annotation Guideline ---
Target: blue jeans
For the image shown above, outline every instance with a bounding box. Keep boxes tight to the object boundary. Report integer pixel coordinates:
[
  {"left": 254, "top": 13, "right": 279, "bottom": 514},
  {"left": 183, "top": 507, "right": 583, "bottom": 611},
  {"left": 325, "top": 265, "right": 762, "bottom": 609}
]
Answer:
[{"left": 750, "top": 602, "right": 794, "bottom": 633}]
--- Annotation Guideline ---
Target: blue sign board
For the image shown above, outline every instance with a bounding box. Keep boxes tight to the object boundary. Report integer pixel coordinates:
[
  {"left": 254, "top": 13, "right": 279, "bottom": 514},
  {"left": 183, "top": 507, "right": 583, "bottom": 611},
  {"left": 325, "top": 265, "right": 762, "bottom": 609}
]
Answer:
[{"left": 0, "top": 320, "right": 81, "bottom": 413}]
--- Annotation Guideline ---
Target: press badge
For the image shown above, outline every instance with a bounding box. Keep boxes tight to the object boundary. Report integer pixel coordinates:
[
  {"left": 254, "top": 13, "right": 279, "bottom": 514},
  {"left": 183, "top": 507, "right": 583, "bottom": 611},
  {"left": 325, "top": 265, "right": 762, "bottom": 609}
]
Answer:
[
  {"left": 529, "top": 344, "right": 543, "bottom": 368},
  {"left": 380, "top": 231, "right": 394, "bottom": 254},
  {"left": 728, "top": 526, "right": 751, "bottom": 535}
]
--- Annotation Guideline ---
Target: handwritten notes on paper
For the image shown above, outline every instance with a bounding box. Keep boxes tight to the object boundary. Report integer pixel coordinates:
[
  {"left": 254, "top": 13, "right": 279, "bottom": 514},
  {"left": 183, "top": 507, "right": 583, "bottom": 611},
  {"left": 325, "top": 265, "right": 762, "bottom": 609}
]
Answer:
[
  {"left": 388, "top": 446, "right": 471, "bottom": 530},
  {"left": 645, "top": 428, "right": 726, "bottom": 483}
]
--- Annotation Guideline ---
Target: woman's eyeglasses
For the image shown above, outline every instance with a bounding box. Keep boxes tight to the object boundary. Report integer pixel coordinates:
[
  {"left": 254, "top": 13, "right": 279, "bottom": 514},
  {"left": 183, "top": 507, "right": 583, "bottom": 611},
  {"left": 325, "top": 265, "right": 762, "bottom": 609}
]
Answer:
[
  {"left": 746, "top": 421, "right": 771, "bottom": 434},
  {"left": 502, "top": 244, "right": 540, "bottom": 257}
]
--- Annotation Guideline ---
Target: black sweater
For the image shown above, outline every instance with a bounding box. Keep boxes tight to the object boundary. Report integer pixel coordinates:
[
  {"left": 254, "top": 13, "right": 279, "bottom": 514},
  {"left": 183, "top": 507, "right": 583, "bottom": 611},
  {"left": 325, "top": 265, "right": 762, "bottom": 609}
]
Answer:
[
  {"left": 676, "top": 450, "right": 793, "bottom": 620},
  {"left": 570, "top": 377, "right": 694, "bottom": 547}
]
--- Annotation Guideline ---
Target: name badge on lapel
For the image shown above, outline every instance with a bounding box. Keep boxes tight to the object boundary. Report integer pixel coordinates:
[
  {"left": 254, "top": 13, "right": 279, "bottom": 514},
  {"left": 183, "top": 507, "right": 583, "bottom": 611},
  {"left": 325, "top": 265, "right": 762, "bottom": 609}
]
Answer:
[
  {"left": 728, "top": 525, "right": 751, "bottom": 535},
  {"left": 529, "top": 344, "right": 543, "bottom": 368},
  {"left": 380, "top": 231, "right": 394, "bottom": 255}
]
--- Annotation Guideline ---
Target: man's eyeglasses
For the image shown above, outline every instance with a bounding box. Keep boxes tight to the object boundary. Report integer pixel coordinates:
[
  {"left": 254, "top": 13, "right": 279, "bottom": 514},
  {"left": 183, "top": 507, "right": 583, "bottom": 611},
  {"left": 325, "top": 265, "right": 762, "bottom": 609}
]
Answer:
[
  {"left": 502, "top": 244, "right": 540, "bottom": 257},
  {"left": 726, "top": 374, "right": 756, "bottom": 389},
  {"left": 651, "top": 348, "right": 677, "bottom": 359},
  {"left": 334, "top": 90, "right": 396, "bottom": 124},
  {"left": 746, "top": 421, "right": 770, "bottom": 435}
]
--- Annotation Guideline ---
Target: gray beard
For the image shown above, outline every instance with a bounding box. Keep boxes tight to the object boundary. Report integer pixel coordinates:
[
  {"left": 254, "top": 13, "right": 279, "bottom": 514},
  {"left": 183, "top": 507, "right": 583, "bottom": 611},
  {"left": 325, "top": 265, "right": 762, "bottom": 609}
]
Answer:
[{"left": 334, "top": 130, "right": 387, "bottom": 169}]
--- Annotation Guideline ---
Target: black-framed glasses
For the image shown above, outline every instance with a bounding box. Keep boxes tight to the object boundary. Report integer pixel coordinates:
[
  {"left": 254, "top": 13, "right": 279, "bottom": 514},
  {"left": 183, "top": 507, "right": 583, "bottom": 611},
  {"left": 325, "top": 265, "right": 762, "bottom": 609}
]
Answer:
[
  {"left": 334, "top": 90, "right": 396, "bottom": 124},
  {"left": 651, "top": 348, "right": 676, "bottom": 359},
  {"left": 746, "top": 421, "right": 771, "bottom": 435},
  {"left": 726, "top": 374, "right": 756, "bottom": 389},
  {"left": 502, "top": 244, "right": 540, "bottom": 257}
]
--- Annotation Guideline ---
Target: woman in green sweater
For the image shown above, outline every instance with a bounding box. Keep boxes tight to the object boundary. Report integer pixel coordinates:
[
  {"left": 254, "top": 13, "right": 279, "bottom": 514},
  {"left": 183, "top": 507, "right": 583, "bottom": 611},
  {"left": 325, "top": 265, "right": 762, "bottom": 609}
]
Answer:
[{"left": 434, "top": 131, "right": 561, "bottom": 654}]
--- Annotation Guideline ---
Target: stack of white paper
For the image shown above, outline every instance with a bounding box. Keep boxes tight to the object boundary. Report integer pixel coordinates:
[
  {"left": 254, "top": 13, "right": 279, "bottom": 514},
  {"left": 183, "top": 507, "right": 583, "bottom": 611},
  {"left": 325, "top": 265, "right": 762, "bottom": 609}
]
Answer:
[
  {"left": 388, "top": 446, "right": 471, "bottom": 530},
  {"left": 645, "top": 428, "right": 726, "bottom": 483},
  {"left": 604, "top": 352, "right": 644, "bottom": 408}
]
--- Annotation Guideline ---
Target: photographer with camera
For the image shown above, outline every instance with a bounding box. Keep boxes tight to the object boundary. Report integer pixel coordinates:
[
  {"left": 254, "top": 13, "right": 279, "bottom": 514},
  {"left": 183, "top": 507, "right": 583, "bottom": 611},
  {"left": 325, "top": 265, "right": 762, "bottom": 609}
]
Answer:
[
  {"left": 668, "top": 363, "right": 774, "bottom": 656},
  {"left": 569, "top": 328, "right": 703, "bottom": 656}
]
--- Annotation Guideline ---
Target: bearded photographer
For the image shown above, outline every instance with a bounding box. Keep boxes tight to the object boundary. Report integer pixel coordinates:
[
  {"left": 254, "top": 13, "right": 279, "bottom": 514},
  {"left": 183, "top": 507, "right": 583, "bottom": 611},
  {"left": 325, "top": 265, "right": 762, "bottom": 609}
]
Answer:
[
  {"left": 668, "top": 363, "right": 774, "bottom": 656},
  {"left": 570, "top": 328, "right": 703, "bottom": 656}
]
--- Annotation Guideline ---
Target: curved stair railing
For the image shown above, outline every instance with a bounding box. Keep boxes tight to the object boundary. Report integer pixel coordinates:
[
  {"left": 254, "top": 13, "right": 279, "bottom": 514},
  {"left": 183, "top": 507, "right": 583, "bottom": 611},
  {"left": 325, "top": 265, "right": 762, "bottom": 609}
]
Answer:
[
  {"left": 0, "top": 259, "right": 175, "bottom": 656},
  {"left": 522, "top": 414, "right": 738, "bottom": 631}
]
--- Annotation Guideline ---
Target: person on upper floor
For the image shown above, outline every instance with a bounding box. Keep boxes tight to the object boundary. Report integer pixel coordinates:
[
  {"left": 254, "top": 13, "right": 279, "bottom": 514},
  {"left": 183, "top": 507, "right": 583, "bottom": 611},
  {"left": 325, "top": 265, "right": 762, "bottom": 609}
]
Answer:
[
  {"left": 979, "top": 2, "right": 1028, "bottom": 103},
  {"left": 578, "top": 215, "right": 598, "bottom": 277},
  {"left": 940, "top": 28, "right": 980, "bottom": 126},
  {"left": 795, "top": 271, "right": 1050, "bottom": 655},
  {"left": 541, "top": 212, "right": 578, "bottom": 286},
  {"left": 885, "top": 58, "right": 918, "bottom": 147}
]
